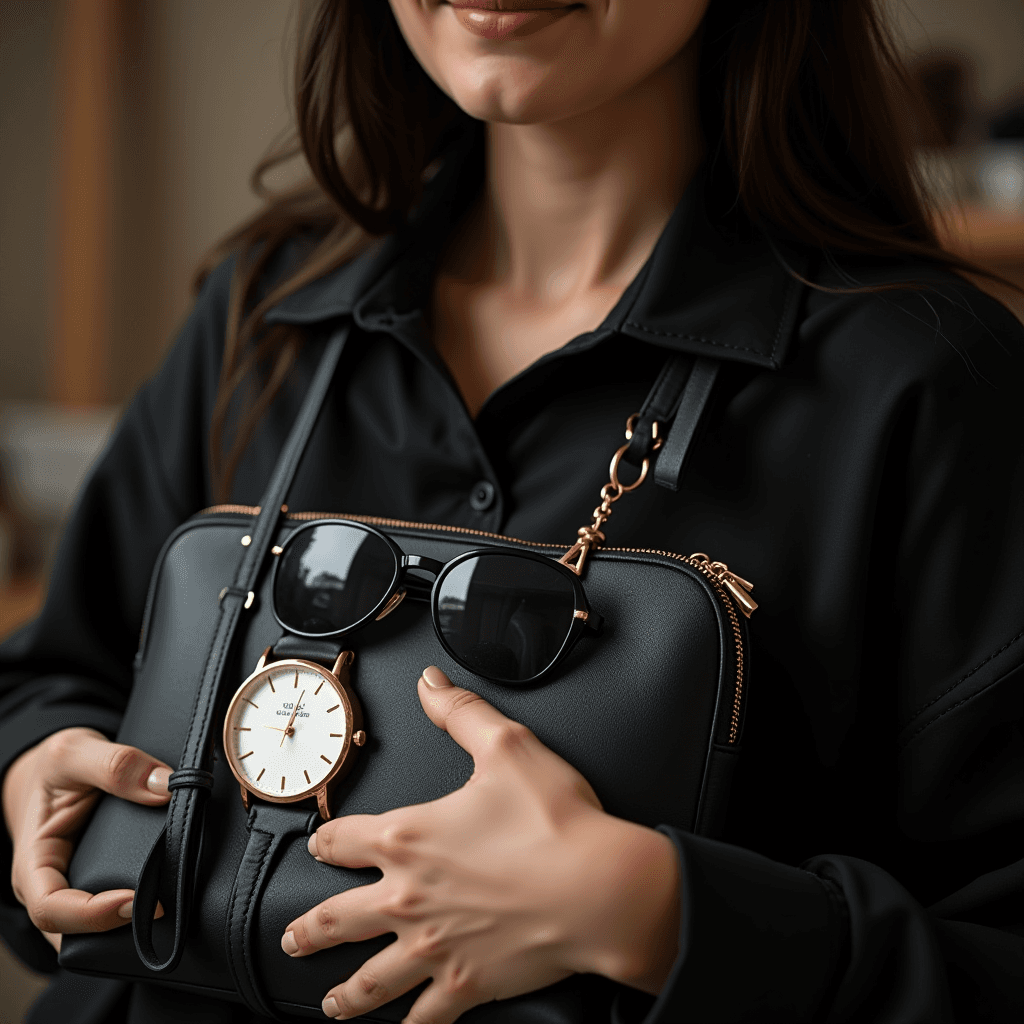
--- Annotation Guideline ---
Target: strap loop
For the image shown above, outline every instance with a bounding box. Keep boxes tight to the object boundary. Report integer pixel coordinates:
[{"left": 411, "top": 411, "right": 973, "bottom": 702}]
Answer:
[
  {"left": 622, "top": 354, "right": 694, "bottom": 466},
  {"left": 167, "top": 769, "right": 215, "bottom": 792},
  {"left": 218, "top": 586, "right": 254, "bottom": 609}
]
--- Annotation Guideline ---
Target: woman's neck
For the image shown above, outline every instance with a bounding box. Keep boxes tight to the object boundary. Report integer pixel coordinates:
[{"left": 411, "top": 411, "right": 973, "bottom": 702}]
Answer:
[
  {"left": 445, "top": 40, "right": 704, "bottom": 304},
  {"left": 431, "top": 39, "right": 703, "bottom": 416}
]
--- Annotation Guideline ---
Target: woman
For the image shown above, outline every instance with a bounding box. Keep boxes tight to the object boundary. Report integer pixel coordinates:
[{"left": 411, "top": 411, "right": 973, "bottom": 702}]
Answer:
[{"left": 2, "top": 1, "right": 1022, "bottom": 1021}]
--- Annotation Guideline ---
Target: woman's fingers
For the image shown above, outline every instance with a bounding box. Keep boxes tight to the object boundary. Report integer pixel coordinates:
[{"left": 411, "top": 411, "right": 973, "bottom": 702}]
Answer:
[
  {"left": 17, "top": 831, "right": 163, "bottom": 936},
  {"left": 320, "top": 938, "right": 432, "bottom": 1020},
  {"left": 417, "top": 666, "right": 539, "bottom": 765},
  {"left": 308, "top": 813, "right": 383, "bottom": 868},
  {"left": 26, "top": 883, "right": 136, "bottom": 935},
  {"left": 402, "top": 977, "right": 482, "bottom": 1024},
  {"left": 283, "top": 884, "right": 391, "bottom": 956},
  {"left": 20, "top": 835, "right": 134, "bottom": 933},
  {"left": 46, "top": 729, "right": 172, "bottom": 805}
]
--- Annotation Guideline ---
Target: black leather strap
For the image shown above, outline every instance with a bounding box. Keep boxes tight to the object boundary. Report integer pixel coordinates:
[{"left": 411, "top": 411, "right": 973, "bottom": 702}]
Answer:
[
  {"left": 622, "top": 354, "right": 695, "bottom": 467},
  {"left": 166, "top": 769, "right": 214, "bottom": 792},
  {"left": 622, "top": 353, "right": 721, "bottom": 491},
  {"left": 133, "top": 325, "right": 350, "bottom": 974},
  {"left": 272, "top": 635, "right": 344, "bottom": 666},
  {"left": 226, "top": 804, "right": 319, "bottom": 1018},
  {"left": 653, "top": 358, "right": 720, "bottom": 491}
]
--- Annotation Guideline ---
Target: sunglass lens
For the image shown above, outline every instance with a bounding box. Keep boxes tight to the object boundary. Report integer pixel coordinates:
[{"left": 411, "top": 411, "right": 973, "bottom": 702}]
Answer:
[
  {"left": 435, "top": 554, "right": 577, "bottom": 683},
  {"left": 275, "top": 524, "right": 397, "bottom": 635}
]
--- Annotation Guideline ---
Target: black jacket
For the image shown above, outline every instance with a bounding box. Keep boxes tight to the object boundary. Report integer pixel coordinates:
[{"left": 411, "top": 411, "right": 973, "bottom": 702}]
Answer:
[{"left": 2, "top": 134, "right": 1023, "bottom": 1023}]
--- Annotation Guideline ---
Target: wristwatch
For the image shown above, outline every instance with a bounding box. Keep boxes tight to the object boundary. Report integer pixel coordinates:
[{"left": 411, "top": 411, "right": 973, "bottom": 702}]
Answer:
[
  {"left": 222, "top": 638, "right": 366, "bottom": 820},
  {"left": 221, "top": 636, "right": 367, "bottom": 1016}
]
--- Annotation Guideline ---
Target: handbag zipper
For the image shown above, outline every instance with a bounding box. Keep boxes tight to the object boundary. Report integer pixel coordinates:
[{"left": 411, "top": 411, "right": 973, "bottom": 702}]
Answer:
[{"left": 200, "top": 505, "right": 753, "bottom": 744}]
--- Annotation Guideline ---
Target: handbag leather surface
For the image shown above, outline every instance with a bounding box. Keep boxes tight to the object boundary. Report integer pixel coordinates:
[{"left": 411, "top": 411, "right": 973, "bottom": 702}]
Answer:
[{"left": 60, "top": 326, "right": 752, "bottom": 1021}]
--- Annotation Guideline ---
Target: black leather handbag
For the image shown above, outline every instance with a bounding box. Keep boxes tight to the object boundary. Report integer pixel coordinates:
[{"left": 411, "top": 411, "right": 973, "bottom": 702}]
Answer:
[{"left": 60, "top": 326, "right": 755, "bottom": 1021}]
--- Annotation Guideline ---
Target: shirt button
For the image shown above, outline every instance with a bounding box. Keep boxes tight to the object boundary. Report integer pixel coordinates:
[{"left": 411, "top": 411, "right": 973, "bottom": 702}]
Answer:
[{"left": 469, "top": 480, "right": 496, "bottom": 512}]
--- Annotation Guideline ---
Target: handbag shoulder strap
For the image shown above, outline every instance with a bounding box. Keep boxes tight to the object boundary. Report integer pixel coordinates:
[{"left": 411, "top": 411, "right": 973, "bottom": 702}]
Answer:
[
  {"left": 133, "top": 324, "right": 350, "bottom": 974},
  {"left": 623, "top": 353, "right": 721, "bottom": 492}
]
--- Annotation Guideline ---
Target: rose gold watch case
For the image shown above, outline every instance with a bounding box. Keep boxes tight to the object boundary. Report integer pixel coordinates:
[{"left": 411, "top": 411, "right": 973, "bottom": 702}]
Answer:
[{"left": 221, "top": 648, "right": 365, "bottom": 820}]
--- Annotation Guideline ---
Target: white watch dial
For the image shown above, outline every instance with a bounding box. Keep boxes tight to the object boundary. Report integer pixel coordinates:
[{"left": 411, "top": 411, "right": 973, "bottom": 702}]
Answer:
[{"left": 226, "top": 662, "right": 350, "bottom": 799}]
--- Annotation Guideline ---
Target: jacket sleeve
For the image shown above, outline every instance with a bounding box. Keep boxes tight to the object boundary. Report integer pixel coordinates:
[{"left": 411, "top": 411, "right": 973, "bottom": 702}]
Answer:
[
  {"left": 622, "top": 284, "right": 1024, "bottom": 1023},
  {"left": 0, "top": 258, "right": 233, "bottom": 973}
]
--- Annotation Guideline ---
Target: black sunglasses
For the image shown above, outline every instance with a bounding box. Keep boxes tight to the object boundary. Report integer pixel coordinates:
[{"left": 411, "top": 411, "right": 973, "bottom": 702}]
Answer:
[{"left": 271, "top": 519, "right": 602, "bottom": 685}]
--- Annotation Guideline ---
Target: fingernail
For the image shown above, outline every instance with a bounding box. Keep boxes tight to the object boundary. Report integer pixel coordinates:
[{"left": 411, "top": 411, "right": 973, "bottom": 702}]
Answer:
[
  {"left": 147, "top": 768, "right": 171, "bottom": 795},
  {"left": 322, "top": 996, "right": 339, "bottom": 1018},
  {"left": 422, "top": 665, "right": 451, "bottom": 689},
  {"left": 281, "top": 931, "right": 299, "bottom": 956},
  {"left": 117, "top": 900, "right": 134, "bottom": 920},
  {"left": 307, "top": 832, "right": 318, "bottom": 858}
]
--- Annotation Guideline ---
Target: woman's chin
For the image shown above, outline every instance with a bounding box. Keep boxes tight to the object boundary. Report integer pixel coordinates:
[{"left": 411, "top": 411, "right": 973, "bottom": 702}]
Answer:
[
  {"left": 437, "top": 61, "right": 600, "bottom": 126},
  {"left": 446, "top": 82, "right": 569, "bottom": 126}
]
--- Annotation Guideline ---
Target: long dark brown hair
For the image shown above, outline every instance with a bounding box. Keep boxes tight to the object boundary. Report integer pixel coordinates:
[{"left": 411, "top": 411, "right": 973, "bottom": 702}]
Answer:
[{"left": 196, "top": 0, "right": 997, "bottom": 502}]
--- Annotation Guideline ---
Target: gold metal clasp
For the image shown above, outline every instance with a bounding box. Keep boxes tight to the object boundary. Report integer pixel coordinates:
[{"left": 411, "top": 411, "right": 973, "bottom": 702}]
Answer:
[{"left": 558, "top": 414, "right": 661, "bottom": 576}]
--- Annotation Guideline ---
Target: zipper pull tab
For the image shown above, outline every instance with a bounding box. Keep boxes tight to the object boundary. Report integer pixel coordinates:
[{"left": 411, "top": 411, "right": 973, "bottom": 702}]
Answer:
[
  {"left": 722, "top": 574, "right": 757, "bottom": 618},
  {"left": 715, "top": 564, "right": 757, "bottom": 618},
  {"left": 693, "top": 557, "right": 758, "bottom": 618}
]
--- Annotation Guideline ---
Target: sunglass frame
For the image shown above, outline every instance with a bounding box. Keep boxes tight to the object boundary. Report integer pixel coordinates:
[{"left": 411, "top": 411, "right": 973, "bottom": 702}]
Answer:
[{"left": 271, "top": 518, "right": 596, "bottom": 685}]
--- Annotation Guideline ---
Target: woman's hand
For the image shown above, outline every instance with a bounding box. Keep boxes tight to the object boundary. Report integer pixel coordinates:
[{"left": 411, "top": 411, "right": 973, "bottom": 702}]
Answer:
[
  {"left": 2, "top": 727, "right": 171, "bottom": 952},
  {"left": 283, "top": 666, "right": 681, "bottom": 1023}
]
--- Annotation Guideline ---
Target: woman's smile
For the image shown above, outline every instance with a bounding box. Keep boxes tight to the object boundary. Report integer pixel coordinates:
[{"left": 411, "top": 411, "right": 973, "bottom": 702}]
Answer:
[{"left": 444, "top": 0, "right": 584, "bottom": 41}]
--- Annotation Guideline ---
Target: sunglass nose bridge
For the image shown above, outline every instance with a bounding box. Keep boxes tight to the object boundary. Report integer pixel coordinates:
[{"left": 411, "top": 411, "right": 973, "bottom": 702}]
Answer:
[
  {"left": 400, "top": 553, "right": 444, "bottom": 601},
  {"left": 402, "top": 554, "right": 444, "bottom": 576}
]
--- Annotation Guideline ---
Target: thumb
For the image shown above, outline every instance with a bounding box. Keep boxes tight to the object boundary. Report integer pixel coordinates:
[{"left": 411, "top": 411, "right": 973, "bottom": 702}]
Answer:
[
  {"left": 51, "top": 729, "right": 172, "bottom": 806},
  {"left": 417, "top": 666, "right": 536, "bottom": 764}
]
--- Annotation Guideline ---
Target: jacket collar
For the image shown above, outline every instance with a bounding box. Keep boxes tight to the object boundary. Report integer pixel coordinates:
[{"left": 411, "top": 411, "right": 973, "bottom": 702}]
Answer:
[{"left": 265, "top": 129, "right": 806, "bottom": 371}]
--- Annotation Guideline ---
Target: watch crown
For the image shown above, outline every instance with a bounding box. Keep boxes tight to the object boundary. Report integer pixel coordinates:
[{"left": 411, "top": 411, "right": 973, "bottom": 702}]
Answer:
[{"left": 353, "top": 730, "right": 366, "bottom": 747}]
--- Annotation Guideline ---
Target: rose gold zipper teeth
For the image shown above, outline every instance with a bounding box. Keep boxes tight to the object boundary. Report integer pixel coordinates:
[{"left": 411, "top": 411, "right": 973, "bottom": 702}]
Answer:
[
  {"left": 614, "top": 548, "right": 746, "bottom": 745},
  {"left": 201, "top": 504, "right": 569, "bottom": 549},
  {"left": 200, "top": 505, "right": 748, "bottom": 743}
]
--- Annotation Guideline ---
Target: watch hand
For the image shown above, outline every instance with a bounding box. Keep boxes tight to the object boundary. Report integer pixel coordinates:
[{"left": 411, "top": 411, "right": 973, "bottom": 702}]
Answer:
[
  {"left": 263, "top": 726, "right": 288, "bottom": 732},
  {"left": 281, "top": 689, "right": 305, "bottom": 747}
]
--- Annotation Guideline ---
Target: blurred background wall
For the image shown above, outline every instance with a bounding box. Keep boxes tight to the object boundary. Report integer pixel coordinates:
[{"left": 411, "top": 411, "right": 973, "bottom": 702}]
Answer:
[
  {"left": 1, "top": 1, "right": 1023, "bottom": 1020},
  {"left": 0, "top": 2, "right": 296, "bottom": 1018}
]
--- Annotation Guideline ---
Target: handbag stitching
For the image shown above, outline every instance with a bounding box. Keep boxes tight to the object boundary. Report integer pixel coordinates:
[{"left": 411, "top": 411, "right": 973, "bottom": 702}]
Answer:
[
  {"left": 242, "top": 835, "right": 273, "bottom": 1012},
  {"left": 226, "top": 827, "right": 272, "bottom": 1013}
]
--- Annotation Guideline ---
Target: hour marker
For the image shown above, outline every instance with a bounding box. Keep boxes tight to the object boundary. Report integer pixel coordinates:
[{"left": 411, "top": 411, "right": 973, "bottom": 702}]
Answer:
[
  {"left": 268, "top": 679, "right": 275, "bottom": 693},
  {"left": 329, "top": 733, "right": 342, "bottom": 738},
  {"left": 256, "top": 768, "right": 265, "bottom": 781},
  {"left": 239, "top": 751, "right": 253, "bottom": 759},
  {"left": 243, "top": 698, "right": 258, "bottom": 708},
  {"left": 320, "top": 755, "right": 332, "bottom": 764},
  {"left": 326, "top": 704, "right": 339, "bottom": 713},
  {"left": 294, "top": 671, "right": 299, "bottom": 689},
  {"left": 304, "top": 770, "right": 311, "bottom": 784},
  {"left": 281, "top": 776, "right": 286, "bottom": 791},
  {"left": 314, "top": 682, "right": 324, "bottom": 696},
  {"left": 234, "top": 726, "right": 251, "bottom": 731}
]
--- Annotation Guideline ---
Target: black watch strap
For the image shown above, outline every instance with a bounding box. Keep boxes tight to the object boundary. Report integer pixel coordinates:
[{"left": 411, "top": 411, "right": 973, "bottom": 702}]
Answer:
[
  {"left": 271, "top": 634, "right": 344, "bottom": 666},
  {"left": 225, "top": 803, "right": 319, "bottom": 1018}
]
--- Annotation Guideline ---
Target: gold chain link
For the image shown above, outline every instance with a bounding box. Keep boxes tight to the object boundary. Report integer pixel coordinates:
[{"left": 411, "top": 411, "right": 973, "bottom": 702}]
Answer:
[{"left": 558, "top": 414, "right": 662, "bottom": 575}]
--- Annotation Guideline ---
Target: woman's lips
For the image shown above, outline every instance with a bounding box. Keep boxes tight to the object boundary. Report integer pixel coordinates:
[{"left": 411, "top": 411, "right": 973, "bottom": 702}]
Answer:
[{"left": 445, "top": 1, "right": 581, "bottom": 41}]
